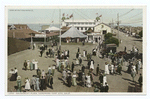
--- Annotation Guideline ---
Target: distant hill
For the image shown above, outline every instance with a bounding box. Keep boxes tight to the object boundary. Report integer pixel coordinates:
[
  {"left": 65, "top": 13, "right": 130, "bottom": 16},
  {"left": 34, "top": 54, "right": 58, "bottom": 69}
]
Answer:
[{"left": 8, "top": 37, "right": 30, "bottom": 55}]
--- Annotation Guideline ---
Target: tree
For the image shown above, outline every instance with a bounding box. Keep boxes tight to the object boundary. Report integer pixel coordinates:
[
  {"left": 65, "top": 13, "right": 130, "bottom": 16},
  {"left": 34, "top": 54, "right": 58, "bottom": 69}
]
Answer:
[
  {"left": 139, "top": 30, "right": 143, "bottom": 37},
  {"left": 96, "top": 17, "right": 100, "bottom": 21},
  {"left": 104, "top": 33, "right": 113, "bottom": 40},
  {"left": 105, "top": 37, "right": 119, "bottom": 46},
  {"left": 62, "top": 17, "right": 66, "bottom": 21},
  {"left": 85, "top": 28, "right": 93, "bottom": 33}
]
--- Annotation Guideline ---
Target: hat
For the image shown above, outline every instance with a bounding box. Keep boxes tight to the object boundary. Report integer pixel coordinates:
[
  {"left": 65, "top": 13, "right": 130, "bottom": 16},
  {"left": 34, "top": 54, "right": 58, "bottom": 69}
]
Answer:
[{"left": 17, "top": 76, "right": 21, "bottom": 80}]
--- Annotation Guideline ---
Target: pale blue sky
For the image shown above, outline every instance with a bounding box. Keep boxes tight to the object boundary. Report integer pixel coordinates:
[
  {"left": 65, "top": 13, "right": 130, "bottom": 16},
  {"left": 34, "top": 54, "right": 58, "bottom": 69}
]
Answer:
[{"left": 8, "top": 8, "right": 143, "bottom": 26}]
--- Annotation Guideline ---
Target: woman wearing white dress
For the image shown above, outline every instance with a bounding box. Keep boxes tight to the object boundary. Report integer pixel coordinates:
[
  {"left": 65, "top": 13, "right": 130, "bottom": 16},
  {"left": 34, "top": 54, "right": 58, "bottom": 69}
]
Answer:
[
  {"left": 83, "top": 50, "right": 86, "bottom": 57},
  {"left": 56, "top": 58, "right": 59, "bottom": 68},
  {"left": 103, "top": 74, "right": 107, "bottom": 86},
  {"left": 90, "top": 60, "right": 94, "bottom": 70},
  {"left": 105, "top": 62, "right": 110, "bottom": 74},
  {"left": 132, "top": 65, "right": 136, "bottom": 72},
  {"left": 41, "top": 70, "right": 45, "bottom": 77},
  {"left": 25, "top": 78, "right": 30, "bottom": 91},
  {"left": 86, "top": 73, "right": 91, "bottom": 87},
  {"left": 72, "top": 71, "right": 77, "bottom": 86},
  {"left": 110, "top": 64, "right": 114, "bottom": 74},
  {"left": 33, "top": 60, "right": 38, "bottom": 70},
  {"left": 76, "top": 58, "right": 79, "bottom": 65}
]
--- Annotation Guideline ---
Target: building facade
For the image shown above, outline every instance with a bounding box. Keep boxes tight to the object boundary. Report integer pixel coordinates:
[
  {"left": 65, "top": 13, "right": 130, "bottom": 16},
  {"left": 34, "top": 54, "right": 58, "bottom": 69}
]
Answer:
[
  {"left": 94, "top": 23, "right": 112, "bottom": 34},
  {"left": 61, "top": 19, "right": 100, "bottom": 32}
]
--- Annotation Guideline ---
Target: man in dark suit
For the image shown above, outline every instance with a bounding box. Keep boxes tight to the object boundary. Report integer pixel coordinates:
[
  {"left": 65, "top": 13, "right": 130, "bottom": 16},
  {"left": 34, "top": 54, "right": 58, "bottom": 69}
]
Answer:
[
  {"left": 104, "top": 82, "right": 109, "bottom": 92},
  {"left": 67, "top": 73, "right": 72, "bottom": 87},
  {"left": 99, "top": 73, "right": 103, "bottom": 84},
  {"left": 71, "top": 62, "right": 74, "bottom": 72},
  {"left": 40, "top": 76, "right": 45, "bottom": 91},
  {"left": 96, "top": 64, "right": 100, "bottom": 76},
  {"left": 79, "top": 58, "right": 82, "bottom": 66},
  {"left": 49, "top": 75, "right": 53, "bottom": 89},
  {"left": 82, "top": 65, "right": 85, "bottom": 73}
]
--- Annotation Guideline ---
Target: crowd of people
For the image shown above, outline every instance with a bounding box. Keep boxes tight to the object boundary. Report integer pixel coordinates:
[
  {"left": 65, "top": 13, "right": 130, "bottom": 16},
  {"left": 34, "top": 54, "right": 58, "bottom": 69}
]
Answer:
[{"left": 9, "top": 40, "right": 143, "bottom": 92}]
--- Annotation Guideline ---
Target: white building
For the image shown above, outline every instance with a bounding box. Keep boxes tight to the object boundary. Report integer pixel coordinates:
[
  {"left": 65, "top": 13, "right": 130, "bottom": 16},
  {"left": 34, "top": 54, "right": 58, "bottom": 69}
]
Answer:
[
  {"left": 94, "top": 23, "right": 112, "bottom": 34},
  {"left": 61, "top": 19, "right": 100, "bottom": 32}
]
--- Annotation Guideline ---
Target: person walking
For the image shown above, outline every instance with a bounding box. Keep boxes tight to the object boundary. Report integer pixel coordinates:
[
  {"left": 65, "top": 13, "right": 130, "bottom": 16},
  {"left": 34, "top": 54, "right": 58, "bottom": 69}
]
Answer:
[
  {"left": 40, "top": 76, "right": 45, "bottom": 91},
  {"left": 24, "top": 60, "right": 27, "bottom": 71},
  {"left": 96, "top": 64, "right": 100, "bottom": 76},
  {"left": 82, "top": 64, "right": 85, "bottom": 73},
  {"left": 131, "top": 69, "right": 136, "bottom": 82},
  {"left": 16, "top": 76, "right": 22, "bottom": 92},
  {"left": 104, "top": 82, "right": 109, "bottom": 92},
  {"left": 72, "top": 71, "right": 77, "bottom": 86},
  {"left": 138, "top": 73, "right": 142, "bottom": 87},
  {"left": 82, "top": 73, "right": 86, "bottom": 87},
  {"left": 25, "top": 78, "right": 30, "bottom": 91},
  {"left": 36, "top": 76, "right": 40, "bottom": 91},
  {"left": 67, "top": 72, "right": 72, "bottom": 87},
  {"left": 71, "top": 62, "right": 75, "bottom": 72},
  {"left": 49, "top": 75, "right": 53, "bottom": 89},
  {"left": 99, "top": 73, "right": 103, "bottom": 84},
  {"left": 30, "top": 75, "right": 36, "bottom": 91},
  {"left": 105, "top": 62, "right": 109, "bottom": 75}
]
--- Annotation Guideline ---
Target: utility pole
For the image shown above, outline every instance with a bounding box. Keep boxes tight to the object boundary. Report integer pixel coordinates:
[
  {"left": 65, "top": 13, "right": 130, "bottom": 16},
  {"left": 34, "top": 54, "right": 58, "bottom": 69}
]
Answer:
[
  {"left": 112, "top": 18, "right": 114, "bottom": 33},
  {"left": 59, "top": 9, "right": 61, "bottom": 50},
  {"left": 117, "top": 13, "right": 120, "bottom": 40}
]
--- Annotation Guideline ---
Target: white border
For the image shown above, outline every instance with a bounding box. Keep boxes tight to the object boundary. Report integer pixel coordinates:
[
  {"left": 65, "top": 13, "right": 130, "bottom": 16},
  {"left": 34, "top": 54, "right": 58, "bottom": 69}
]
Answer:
[{"left": 5, "top": 5, "right": 147, "bottom": 96}]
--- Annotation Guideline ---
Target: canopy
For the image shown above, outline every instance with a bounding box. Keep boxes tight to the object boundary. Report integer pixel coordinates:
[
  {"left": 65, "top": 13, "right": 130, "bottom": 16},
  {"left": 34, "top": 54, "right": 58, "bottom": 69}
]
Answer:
[
  {"left": 45, "top": 26, "right": 60, "bottom": 31},
  {"left": 59, "top": 26, "right": 87, "bottom": 38}
]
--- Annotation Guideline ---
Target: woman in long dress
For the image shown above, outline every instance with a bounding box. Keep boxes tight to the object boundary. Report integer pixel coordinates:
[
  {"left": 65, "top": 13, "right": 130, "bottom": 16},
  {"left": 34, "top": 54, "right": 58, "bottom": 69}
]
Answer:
[
  {"left": 76, "top": 58, "right": 79, "bottom": 65},
  {"left": 42, "top": 70, "right": 45, "bottom": 77},
  {"left": 83, "top": 50, "right": 86, "bottom": 57},
  {"left": 56, "top": 58, "right": 59, "bottom": 68},
  {"left": 58, "top": 61, "right": 62, "bottom": 72},
  {"left": 103, "top": 75, "right": 107, "bottom": 86},
  {"left": 110, "top": 64, "right": 114, "bottom": 74},
  {"left": 90, "top": 60, "right": 94, "bottom": 70},
  {"left": 34, "top": 60, "right": 38, "bottom": 70},
  {"left": 9, "top": 69, "right": 16, "bottom": 81},
  {"left": 72, "top": 71, "right": 77, "bottom": 86},
  {"left": 105, "top": 62, "right": 110, "bottom": 74},
  {"left": 16, "top": 76, "right": 22, "bottom": 92},
  {"left": 25, "top": 78, "right": 30, "bottom": 91},
  {"left": 30, "top": 61, "right": 33, "bottom": 71},
  {"left": 27, "top": 60, "right": 30, "bottom": 70},
  {"left": 86, "top": 74, "right": 91, "bottom": 87}
]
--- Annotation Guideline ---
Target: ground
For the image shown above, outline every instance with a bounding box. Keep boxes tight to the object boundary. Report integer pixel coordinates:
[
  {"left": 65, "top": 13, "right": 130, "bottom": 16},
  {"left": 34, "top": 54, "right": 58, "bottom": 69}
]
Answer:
[{"left": 7, "top": 30, "right": 143, "bottom": 92}]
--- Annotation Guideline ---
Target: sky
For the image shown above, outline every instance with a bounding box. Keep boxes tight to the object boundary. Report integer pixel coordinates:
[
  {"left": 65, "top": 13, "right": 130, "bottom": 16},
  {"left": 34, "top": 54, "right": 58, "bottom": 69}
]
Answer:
[{"left": 8, "top": 8, "right": 143, "bottom": 26}]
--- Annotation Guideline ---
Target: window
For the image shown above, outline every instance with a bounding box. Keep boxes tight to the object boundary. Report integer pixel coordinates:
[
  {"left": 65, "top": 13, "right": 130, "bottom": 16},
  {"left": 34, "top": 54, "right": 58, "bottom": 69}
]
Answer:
[
  {"left": 77, "top": 27, "right": 79, "bottom": 30},
  {"left": 85, "top": 27, "right": 87, "bottom": 30},
  {"left": 81, "top": 27, "right": 83, "bottom": 30}
]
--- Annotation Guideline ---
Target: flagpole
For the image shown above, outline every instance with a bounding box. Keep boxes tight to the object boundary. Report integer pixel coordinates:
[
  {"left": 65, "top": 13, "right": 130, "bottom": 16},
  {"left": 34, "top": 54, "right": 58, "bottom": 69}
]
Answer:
[{"left": 59, "top": 9, "right": 61, "bottom": 49}]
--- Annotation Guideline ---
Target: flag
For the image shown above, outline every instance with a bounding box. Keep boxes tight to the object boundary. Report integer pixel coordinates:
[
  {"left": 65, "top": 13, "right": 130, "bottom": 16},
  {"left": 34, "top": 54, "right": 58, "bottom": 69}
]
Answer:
[
  {"left": 63, "top": 13, "right": 65, "bottom": 16},
  {"left": 69, "top": 14, "right": 73, "bottom": 18},
  {"left": 99, "top": 15, "right": 102, "bottom": 17},
  {"left": 96, "top": 13, "right": 98, "bottom": 15},
  {"left": 66, "top": 14, "right": 68, "bottom": 16},
  {"left": 52, "top": 21, "right": 54, "bottom": 23}
]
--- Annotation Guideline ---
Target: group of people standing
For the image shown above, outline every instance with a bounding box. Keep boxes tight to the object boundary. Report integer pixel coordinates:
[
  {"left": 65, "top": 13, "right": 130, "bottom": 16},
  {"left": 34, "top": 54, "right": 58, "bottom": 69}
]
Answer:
[{"left": 23, "top": 59, "right": 38, "bottom": 71}]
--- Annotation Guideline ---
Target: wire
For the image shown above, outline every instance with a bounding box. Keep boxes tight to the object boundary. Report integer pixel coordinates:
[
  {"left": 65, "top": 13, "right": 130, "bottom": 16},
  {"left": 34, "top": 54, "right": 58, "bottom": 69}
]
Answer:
[
  {"left": 76, "top": 9, "right": 94, "bottom": 20},
  {"left": 120, "top": 12, "right": 142, "bottom": 21},
  {"left": 73, "top": 9, "right": 92, "bottom": 22}
]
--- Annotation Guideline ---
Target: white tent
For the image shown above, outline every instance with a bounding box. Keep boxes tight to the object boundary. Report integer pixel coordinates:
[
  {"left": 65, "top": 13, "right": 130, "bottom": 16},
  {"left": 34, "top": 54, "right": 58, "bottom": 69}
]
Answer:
[
  {"left": 45, "top": 26, "right": 60, "bottom": 31},
  {"left": 59, "top": 26, "right": 87, "bottom": 38}
]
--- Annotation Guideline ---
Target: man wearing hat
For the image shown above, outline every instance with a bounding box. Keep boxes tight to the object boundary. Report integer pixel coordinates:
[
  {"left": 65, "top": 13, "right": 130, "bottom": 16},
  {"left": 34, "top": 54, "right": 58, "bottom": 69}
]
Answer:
[
  {"left": 67, "top": 72, "right": 72, "bottom": 87},
  {"left": 24, "top": 60, "right": 27, "bottom": 71},
  {"left": 96, "top": 64, "right": 100, "bottom": 76}
]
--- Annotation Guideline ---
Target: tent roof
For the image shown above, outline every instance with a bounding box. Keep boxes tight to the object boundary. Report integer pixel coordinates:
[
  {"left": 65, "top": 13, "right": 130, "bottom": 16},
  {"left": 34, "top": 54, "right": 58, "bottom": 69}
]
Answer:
[
  {"left": 45, "top": 26, "right": 60, "bottom": 31},
  {"left": 59, "top": 26, "right": 87, "bottom": 38}
]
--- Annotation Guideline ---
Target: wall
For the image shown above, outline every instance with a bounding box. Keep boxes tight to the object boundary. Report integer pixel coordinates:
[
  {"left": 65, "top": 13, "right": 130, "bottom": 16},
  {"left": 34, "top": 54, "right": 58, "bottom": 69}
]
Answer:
[{"left": 8, "top": 37, "right": 30, "bottom": 55}]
